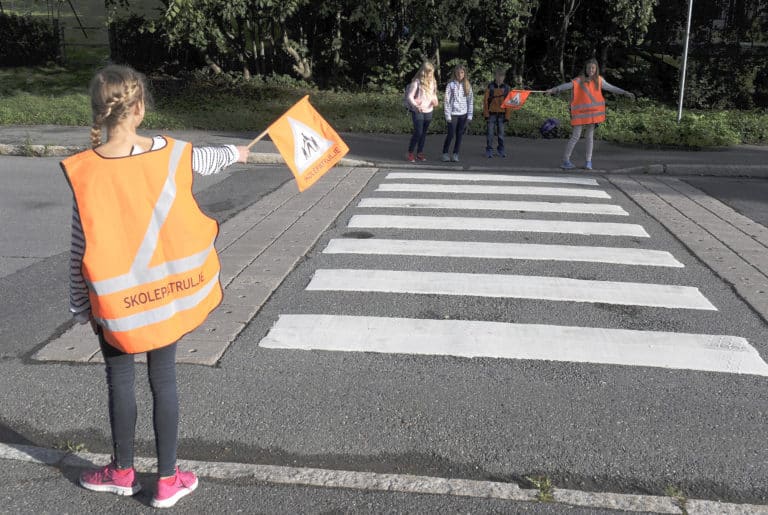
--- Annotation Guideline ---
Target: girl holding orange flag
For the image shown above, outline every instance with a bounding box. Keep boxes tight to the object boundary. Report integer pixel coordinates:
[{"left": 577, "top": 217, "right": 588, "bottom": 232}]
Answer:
[
  {"left": 63, "top": 65, "right": 248, "bottom": 509},
  {"left": 546, "top": 58, "right": 634, "bottom": 170}
]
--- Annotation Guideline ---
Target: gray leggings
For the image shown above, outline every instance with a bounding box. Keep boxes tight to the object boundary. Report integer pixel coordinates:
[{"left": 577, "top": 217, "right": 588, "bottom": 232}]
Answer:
[{"left": 563, "top": 124, "right": 596, "bottom": 162}]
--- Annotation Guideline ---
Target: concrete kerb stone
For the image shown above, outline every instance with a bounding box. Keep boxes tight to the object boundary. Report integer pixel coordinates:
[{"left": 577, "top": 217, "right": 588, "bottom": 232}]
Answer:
[
  {"left": 3, "top": 140, "right": 768, "bottom": 176},
  {"left": 376, "top": 161, "right": 768, "bottom": 177},
  {"left": 0, "top": 142, "right": 374, "bottom": 168},
  {"left": 3, "top": 442, "right": 768, "bottom": 513}
]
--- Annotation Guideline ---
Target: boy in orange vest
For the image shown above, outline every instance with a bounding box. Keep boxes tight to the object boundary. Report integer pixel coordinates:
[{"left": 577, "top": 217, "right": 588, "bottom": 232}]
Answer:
[
  {"left": 546, "top": 58, "right": 634, "bottom": 170},
  {"left": 483, "top": 67, "right": 512, "bottom": 158}
]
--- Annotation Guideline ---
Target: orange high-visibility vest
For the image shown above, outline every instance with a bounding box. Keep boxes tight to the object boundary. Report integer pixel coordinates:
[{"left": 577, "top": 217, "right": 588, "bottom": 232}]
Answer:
[
  {"left": 61, "top": 137, "right": 222, "bottom": 353},
  {"left": 570, "top": 77, "right": 606, "bottom": 126}
]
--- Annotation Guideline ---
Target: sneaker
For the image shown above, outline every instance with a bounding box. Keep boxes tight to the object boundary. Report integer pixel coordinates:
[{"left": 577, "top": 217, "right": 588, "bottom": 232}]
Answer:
[
  {"left": 441, "top": 153, "right": 451, "bottom": 162},
  {"left": 584, "top": 160, "right": 593, "bottom": 170},
  {"left": 406, "top": 152, "right": 416, "bottom": 163},
  {"left": 451, "top": 153, "right": 460, "bottom": 162},
  {"left": 151, "top": 467, "right": 198, "bottom": 509},
  {"left": 485, "top": 149, "right": 493, "bottom": 158},
  {"left": 560, "top": 160, "right": 576, "bottom": 170},
  {"left": 79, "top": 461, "right": 141, "bottom": 496},
  {"left": 498, "top": 149, "right": 506, "bottom": 158},
  {"left": 416, "top": 153, "right": 426, "bottom": 162}
]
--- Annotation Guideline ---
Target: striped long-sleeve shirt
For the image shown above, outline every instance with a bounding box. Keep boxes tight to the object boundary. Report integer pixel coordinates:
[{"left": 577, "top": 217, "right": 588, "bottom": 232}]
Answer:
[
  {"left": 69, "top": 136, "right": 238, "bottom": 323},
  {"left": 444, "top": 80, "right": 474, "bottom": 121},
  {"left": 550, "top": 77, "right": 629, "bottom": 96}
]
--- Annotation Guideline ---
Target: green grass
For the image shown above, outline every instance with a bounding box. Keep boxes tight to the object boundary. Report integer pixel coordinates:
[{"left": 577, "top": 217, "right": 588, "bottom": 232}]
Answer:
[{"left": 1, "top": 65, "right": 767, "bottom": 148}]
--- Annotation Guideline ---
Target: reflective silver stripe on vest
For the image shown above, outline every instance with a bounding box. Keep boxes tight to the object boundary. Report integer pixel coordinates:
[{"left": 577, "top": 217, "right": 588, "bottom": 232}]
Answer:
[
  {"left": 571, "top": 102, "right": 605, "bottom": 111},
  {"left": 572, "top": 111, "right": 606, "bottom": 120},
  {"left": 89, "top": 140, "right": 209, "bottom": 296},
  {"left": 96, "top": 272, "right": 220, "bottom": 332}
]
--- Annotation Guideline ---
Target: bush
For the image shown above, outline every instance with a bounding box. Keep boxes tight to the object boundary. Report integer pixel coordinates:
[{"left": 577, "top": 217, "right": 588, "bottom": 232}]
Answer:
[
  {"left": 109, "top": 15, "right": 201, "bottom": 74},
  {"left": 0, "top": 14, "right": 59, "bottom": 66}
]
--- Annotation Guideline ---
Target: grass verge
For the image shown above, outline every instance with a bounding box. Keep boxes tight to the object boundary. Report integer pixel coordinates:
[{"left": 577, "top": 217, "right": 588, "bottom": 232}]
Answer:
[{"left": 1, "top": 66, "right": 767, "bottom": 148}]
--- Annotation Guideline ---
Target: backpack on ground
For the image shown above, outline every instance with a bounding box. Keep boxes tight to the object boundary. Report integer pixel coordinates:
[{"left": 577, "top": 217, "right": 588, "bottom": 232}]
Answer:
[{"left": 540, "top": 118, "right": 560, "bottom": 138}]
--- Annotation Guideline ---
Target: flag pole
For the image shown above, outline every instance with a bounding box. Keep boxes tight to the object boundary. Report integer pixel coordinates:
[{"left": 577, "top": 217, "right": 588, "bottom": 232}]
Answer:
[
  {"left": 677, "top": 0, "right": 694, "bottom": 123},
  {"left": 247, "top": 128, "right": 269, "bottom": 150}
]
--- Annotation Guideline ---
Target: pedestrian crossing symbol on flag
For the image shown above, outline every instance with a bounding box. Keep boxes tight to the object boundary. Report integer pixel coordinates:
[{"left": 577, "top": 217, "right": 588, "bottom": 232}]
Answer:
[
  {"left": 267, "top": 95, "right": 350, "bottom": 191},
  {"left": 501, "top": 90, "right": 531, "bottom": 110}
]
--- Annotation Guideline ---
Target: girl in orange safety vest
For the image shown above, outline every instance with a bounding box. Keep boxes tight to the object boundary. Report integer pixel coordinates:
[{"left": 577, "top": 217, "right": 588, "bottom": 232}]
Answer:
[
  {"left": 62, "top": 65, "right": 248, "bottom": 508},
  {"left": 546, "top": 58, "right": 635, "bottom": 170}
]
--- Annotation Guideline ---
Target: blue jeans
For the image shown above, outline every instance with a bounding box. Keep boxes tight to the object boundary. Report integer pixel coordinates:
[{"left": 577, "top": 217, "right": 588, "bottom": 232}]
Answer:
[
  {"left": 408, "top": 111, "right": 432, "bottom": 153},
  {"left": 486, "top": 113, "right": 506, "bottom": 152},
  {"left": 443, "top": 114, "right": 468, "bottom": 154},
  {"left": 99, "top": 332, "right": 179, "bottom": 476}
]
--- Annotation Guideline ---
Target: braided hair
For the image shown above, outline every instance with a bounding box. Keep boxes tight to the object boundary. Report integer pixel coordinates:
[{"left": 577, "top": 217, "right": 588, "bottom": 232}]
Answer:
[{"left": 88, "top": 65, "right": 149, "bottom": 148}]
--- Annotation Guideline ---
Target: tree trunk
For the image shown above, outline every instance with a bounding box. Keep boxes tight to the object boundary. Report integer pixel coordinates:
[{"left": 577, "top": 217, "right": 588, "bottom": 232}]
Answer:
[
  {"left": 558, "top": 0, "right": 578, "bottom": 81},
  {"left": 281, "top": 31, "right": 312, "bottom": 79},
  {"left": 204, "top": 54, "right": 223, "bottom": 74}
]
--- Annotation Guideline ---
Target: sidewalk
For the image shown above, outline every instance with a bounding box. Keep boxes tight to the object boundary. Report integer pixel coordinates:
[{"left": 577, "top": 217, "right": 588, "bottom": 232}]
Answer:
[{"left": 1, "top": 124, "right": 767, "bottom": 176}]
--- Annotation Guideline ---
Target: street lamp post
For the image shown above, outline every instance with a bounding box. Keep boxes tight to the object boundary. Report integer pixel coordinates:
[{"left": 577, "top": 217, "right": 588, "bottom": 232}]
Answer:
[{"left": 677, "top": 0, "right": 694, "bottom": 123}]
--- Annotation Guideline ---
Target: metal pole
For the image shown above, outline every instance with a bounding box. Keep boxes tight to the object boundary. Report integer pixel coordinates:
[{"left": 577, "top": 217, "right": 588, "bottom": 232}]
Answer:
[{"left": 677, "top": 0, "right": 694, "bottom": 122}]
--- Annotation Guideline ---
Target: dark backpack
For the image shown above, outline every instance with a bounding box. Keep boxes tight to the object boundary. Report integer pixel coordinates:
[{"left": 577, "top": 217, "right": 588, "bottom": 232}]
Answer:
[{"left": 540, "top": 118, "right": 560, "bottom": 138}]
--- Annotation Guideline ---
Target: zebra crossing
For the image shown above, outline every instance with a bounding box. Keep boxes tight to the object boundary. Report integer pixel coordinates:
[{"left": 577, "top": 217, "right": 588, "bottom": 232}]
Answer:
[{"left": 258, "top": 170, "right": 768, "bottom": 377}]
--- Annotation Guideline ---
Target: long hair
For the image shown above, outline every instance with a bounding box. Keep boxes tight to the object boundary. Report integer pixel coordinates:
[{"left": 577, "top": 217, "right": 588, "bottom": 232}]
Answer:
[
  {"left": 578, "top": 58, "right": 601, "bottom": 87},
  {"left": 413, "top": 61, "right": 436, "bottom": 94},
  {"left": 451, "top": 64, "right": 472, "bottom": 97},
  {"left": 88, "top": 65, "right": 149, "bottom": 148}
]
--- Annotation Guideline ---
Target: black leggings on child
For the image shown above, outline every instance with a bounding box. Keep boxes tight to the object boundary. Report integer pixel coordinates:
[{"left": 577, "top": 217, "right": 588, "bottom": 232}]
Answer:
[{"left": 99, "top": 332, "right": 178, "bottom": 477}]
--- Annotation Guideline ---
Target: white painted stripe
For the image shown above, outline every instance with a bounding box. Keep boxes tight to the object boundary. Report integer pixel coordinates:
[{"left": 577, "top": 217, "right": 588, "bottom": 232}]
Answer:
[
  {"left": 10, "top": 442, "right": 759, "bottom": 514},
  {"left": 260, "top": 315, "right": 767, "bottom": 376},
  {"left": 358, "top": 197, "right": 629, "bottom": 216},
  {"left": 349, "top": 214, "right": 649, "bottom": 238},
  {"left": 323, "top": 239, "right": 684, "bottom": 268},
  {"left": 378, "top": 183, "right": 611, "bottom": 199},
  {"left": 385, "top": 172, "right": 600, "bottom": 186},
  {"left": 307, "top": 269, "right": 716, "bottom": 310}
]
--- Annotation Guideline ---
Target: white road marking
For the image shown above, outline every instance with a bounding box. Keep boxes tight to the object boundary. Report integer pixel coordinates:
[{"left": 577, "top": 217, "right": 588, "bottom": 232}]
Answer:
[
  {"left": 385, "top": 172, "right": 600, "bottom": 186},
  {"left": 377, "top": 183, "right": 611, "bottom": 198},
  {"left": 323, "top": 239, "right": 684, "bottom": 268},
  {"left": 7, "top": 442, "right": 759, "bottom": 513},
  {"left": 348, "top": 214, "right": 649, "bottom": 237},
  {"left": 358, "top": 197, "right": 629, "bottom": 216},
  {"left": 259, "top": 314, "right": 768, "bottom": 376},
  {"left": 306, "top": 269, "right": 716, "bottom": 310}
]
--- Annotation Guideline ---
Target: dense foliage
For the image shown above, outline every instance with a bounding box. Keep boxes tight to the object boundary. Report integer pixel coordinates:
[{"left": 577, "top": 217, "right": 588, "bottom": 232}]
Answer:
[
  {"left": 0, "top": 13, "right": 60, "bottom": 66},
  {"left": 108, "top": 0, "right": 768, "bottom": 109}
]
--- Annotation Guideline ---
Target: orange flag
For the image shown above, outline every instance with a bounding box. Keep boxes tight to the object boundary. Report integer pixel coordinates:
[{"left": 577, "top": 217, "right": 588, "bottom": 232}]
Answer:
[
  {"left": 501, "top": 90, "right": 531, "bottom": 110},
  {"left": 267, "top": 96, "right": 350, "bottom": 191}
]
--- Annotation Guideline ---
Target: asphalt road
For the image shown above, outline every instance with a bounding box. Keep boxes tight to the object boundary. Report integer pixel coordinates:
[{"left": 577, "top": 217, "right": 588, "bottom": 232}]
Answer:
[
  {"left": 1, "top": 161, "right": 767, "bottom": 510},
  {"left": 684, "top": 176, "right": 768, "bottom": 227}
]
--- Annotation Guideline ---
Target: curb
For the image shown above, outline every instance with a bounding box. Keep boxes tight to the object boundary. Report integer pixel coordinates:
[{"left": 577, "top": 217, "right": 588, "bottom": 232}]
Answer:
[
  {"left": 377, "top": 161, "right": 768, "bottom": 177},
  {"left": 3, "top": 142, "right": 767, "bottom": 177},
  {"left": 1, "top": 442, "right": 765, "bottom": 514},
  {"left": 0, "top": 143, "right": 374, "bottom": 168}
]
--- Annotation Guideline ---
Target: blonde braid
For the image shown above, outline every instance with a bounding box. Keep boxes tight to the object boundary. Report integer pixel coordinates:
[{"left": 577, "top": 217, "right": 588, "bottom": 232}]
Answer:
[{"left": 88, "top": 66, "right": 147, "bottom": 148}]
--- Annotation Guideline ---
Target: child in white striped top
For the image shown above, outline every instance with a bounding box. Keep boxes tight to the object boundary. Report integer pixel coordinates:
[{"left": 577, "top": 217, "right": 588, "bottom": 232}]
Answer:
[{"left": 442, "top": 64, "right": 474, "bottom": 163}]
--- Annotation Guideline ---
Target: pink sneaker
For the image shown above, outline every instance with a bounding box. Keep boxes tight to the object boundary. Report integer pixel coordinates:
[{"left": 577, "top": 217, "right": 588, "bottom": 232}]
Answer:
[
  {"left": 151, "top": 467, "right": 198, "bottom": 508},
  {"left": 79, "top": 461, "right": 140, "bottom": 496}
]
